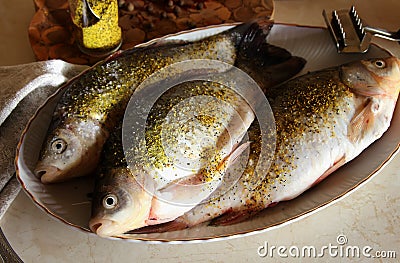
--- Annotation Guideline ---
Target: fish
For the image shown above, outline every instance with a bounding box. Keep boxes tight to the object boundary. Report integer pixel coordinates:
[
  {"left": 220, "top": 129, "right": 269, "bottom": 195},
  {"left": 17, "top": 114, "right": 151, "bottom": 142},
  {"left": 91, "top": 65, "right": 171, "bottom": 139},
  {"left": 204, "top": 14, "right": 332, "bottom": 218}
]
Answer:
[
  {"left": 89, "top": 80, "right": 254, "bottom": 237},
  {"left": 131, "top": 57, "right": 400, "bottom": 233},
  {"left": 34, "top": 20, "right": 305, "bottom": 184},
  {"left": 88, "top": 40, "right": 307, "bottom": 237}
]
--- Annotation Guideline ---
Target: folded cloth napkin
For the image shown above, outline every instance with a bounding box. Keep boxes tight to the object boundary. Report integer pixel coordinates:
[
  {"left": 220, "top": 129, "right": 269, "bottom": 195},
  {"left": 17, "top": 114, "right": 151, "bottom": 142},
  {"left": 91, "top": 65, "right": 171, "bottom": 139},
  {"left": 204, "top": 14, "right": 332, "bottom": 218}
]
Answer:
[{"left": 0, "top": 60, "right": 87, "bottom": 220}]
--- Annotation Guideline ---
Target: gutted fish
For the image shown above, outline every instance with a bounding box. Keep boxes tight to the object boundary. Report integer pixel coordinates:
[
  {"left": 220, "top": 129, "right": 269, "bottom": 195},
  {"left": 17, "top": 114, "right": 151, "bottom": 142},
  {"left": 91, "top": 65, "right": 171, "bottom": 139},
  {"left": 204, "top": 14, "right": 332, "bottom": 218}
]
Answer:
[
  {"left": 35, "top": 20, "right": 304, "bottom": 184},
  {"left": 132, "top": 57, "right": 400, "bottom": 233},
  {"left": 88, "top": 41, "right": 306, "bottom": 237}
]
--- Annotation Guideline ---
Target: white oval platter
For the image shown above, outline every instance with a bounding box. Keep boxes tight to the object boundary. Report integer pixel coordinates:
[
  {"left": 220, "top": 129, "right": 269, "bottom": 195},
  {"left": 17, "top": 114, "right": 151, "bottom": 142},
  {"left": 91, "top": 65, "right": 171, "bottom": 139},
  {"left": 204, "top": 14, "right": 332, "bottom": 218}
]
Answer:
[{"left": 16, "top": 23, "right": 399, "bottom": 243}]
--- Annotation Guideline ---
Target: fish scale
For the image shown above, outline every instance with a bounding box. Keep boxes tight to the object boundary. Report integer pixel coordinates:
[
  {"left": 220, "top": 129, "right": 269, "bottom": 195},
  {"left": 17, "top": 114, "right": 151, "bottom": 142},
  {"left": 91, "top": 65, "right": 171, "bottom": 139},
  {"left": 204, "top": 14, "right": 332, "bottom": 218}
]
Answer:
[
  {"left": 88, "top": 23, "right": 308, "bottom": 237},
  {"left": 35, "top": 21, "right": 307, "bottom": 184},
  {"left": 131, "top": 57, "right": 400, "bottom": 232},
  {"left": 58, "top": 41, "right": 230, "bottom": 125},
  {"left": 91, "top": 79, "right": 256, "bottom": 235},
  {"left": 198, "top": 74, "right": 353, "bottom": 220}
]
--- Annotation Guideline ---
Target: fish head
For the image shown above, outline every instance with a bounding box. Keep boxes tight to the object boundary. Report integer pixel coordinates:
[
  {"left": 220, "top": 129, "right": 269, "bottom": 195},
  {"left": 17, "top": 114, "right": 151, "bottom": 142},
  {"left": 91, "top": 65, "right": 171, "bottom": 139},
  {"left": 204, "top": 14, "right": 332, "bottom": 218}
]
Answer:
[
  {"left": 341, "top": 57, "right": 400, "bottom": 99},
  {"left": 89, "top": 167, "right": 154, "bottom": 237},
  {"left": 34, "top": 119, "right": 106, "bottom": 184},
  {"left": 341, "top": 57, "right": 400, "bottom": 143},
  {"left": 35, "top": 126, "right": 85, "bottom": 183}
]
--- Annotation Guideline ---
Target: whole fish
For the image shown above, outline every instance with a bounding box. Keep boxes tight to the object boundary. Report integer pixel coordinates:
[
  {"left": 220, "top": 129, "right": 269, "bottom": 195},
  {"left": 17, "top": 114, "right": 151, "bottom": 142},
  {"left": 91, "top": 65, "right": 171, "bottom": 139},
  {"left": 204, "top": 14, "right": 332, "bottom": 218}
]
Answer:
[
  {"left": 90, "top": 80, "right": 254, "bottom": 237},
  {"left": 88, "top": 44, "right": 306, "bottom": 237},
  {"left": 132, "top": 57, "right": 400, "bottom": 233},
  {"left": 34, "top": 20, "right": 304, "bottom": 184}
]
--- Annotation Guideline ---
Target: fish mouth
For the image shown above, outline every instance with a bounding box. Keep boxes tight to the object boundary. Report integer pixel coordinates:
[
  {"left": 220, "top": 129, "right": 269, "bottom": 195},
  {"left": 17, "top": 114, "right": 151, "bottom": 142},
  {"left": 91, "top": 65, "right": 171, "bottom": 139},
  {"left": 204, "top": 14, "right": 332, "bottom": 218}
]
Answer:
[
  {"left": 34, "top": 165, "right": 63, "bottom": 184},
  {"left": 89, "top": 218, "right": 120, "bottom": 237}
]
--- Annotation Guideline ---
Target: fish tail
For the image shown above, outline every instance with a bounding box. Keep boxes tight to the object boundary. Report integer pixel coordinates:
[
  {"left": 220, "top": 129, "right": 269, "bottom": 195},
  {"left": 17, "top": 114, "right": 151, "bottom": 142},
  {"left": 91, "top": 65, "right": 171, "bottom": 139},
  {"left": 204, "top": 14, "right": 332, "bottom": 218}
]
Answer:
[
  {"left": 238, "top": 22, "right": 280, "bottom": 61},
  {"left": 234, "top": 19, "right": 300, "bottom": 67},
  {"left": 260, "top": 56, "right": 307, "bottom": 91},
  {"left": 231, "top": 20, "right": 306, "bottom": 92},
  {"left": 226, "top": 19, "right": 274, "bottom": 49},
  {"left": 236, "top": 52, "right": 306, "bottom": 93}
]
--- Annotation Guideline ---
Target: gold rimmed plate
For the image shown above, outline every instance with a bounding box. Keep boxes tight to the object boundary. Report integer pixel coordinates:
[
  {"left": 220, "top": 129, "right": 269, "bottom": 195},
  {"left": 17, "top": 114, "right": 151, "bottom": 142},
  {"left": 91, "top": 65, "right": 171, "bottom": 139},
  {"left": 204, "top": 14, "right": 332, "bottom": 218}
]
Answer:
[{"left": 16, "top": 23, "right": 399, "bottom": 243}]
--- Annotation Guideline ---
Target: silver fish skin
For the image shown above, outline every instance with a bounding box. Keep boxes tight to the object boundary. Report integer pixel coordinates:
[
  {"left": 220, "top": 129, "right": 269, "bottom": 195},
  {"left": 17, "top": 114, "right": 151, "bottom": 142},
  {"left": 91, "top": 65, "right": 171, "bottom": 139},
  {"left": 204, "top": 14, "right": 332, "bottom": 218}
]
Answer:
[
  {"left": 35, "top": 20, "right": 304, "bottom": 184},
  {"left": 133, "top": 57, "right": 400, "bottom": 233},
  {"left": 90, "top": 80, "right": 255, "bottom": 237},
  {"left": 88, "top": 40, "right": 307, "bottom": 237}
]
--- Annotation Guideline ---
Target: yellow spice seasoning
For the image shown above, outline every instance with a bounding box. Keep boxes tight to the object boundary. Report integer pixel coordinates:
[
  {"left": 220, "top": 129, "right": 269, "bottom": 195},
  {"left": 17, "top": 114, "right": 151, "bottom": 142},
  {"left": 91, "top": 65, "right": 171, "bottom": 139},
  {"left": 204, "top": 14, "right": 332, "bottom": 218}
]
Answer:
[{"left": 69, "top": 0, "right": 122, "bottom": 57}]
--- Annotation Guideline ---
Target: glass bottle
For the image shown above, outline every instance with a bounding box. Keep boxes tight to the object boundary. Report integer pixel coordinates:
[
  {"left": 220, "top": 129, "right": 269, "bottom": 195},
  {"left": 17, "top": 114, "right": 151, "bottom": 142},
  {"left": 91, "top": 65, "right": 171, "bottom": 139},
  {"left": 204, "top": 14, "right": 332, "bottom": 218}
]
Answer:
[{"left": 68, "top": 0, "right": 122, "bottom": 57}]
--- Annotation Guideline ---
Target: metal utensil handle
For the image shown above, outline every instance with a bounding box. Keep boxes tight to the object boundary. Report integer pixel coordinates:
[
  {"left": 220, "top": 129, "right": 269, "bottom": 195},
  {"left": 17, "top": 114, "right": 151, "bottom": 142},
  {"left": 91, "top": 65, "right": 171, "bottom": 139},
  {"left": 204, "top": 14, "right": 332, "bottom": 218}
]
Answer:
[{"left": 364, "top": 26, "right": 400, "bottom": 42}]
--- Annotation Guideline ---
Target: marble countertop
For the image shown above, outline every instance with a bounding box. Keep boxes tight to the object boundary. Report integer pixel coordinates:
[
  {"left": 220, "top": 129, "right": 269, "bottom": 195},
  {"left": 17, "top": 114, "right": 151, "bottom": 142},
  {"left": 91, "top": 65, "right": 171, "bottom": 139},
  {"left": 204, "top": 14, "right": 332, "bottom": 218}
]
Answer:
[{"left": 0, "top": 0, "right": 399, "bottom": 262}]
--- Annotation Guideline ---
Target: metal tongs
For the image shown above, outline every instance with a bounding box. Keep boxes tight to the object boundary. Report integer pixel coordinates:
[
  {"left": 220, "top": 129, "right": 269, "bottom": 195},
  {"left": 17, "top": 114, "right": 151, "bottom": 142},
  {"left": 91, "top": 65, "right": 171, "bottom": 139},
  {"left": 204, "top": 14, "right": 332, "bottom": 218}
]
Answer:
[{"left": 323, "top": 6, "right": 400, "bottom": 53}]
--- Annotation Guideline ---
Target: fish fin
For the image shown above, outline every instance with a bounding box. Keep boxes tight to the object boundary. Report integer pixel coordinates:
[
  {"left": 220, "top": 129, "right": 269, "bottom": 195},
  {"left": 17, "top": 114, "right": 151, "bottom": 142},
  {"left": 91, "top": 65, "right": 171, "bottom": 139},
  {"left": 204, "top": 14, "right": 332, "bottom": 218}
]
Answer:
[
  {"left": 236, "top": 53, "right": 306, "bottom": 94},
  {"left": 348, "top": 99, "right": 379, "bottom": 143},
  {"left": 261, "top": 56, "right": 307, "bottom": 92},
  {"left": 224, "top": 141, "right": 252, "bottom": 167},
  {"left": 156, "top": 179, "right": 207, "bottom": 212},
  {"left": 230, "top": 20, "right": 274, "bottom": 50},
  {"left": 159, "top": 141, "right": 251, "bottom": 190},
  {"left": 159, "top": 174, "right": 203, "bottom": 189},
  {"left": 238, "top": 21, "right": 276, "bottom": 61},
  {"left": 210, "top": 201, "right": 281, "bottom": 226},
  {"left": 232, "top": 20, "right": 306, "bottom": 93},
  {"left": 127, "top": 219, "right": 189, "bottom": 234},
  {"left": 209, "top": 208, "right": 261, "bottom": 226},
  {"left": 156, "top": 141, "right": 252, "bottom": 210},
  {"left": 156, "top": 141, "right": 252, "bottom": 209},
  {"left": 311, "top": 155, "right": 346, "bottom": 187}
]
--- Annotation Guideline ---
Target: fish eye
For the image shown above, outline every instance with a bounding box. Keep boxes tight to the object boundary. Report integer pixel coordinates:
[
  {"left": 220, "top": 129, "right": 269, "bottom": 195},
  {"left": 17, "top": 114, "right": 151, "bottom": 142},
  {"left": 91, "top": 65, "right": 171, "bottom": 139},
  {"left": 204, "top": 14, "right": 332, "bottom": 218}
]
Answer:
[
  {"left": 374, "top": 60, "right": 386, "bottom": 69},
  {"left": 102, "top": 194, "right": 118, "bottom": 209},
  {"left": 51, "top": 138, "right": 67, "bottom": 154}
]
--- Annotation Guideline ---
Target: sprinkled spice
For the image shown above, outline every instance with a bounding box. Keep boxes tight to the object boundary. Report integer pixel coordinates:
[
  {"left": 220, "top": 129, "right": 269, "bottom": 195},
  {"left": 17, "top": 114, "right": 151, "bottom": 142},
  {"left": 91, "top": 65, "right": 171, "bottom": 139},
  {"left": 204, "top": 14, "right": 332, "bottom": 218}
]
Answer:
[
  {"left": 58, "top": 31, "right": 236, "bottom": 131},
  {"left": 141, "top": 80, "right": 244, "bottom": 182},
  {"left": 272, "top": 69, "right": 352, "bottom": 143},
  {"left": 207, "top": 67, "right": 356, "bottom": 210},
  {"left": 47, "top": 25, "right": 245, "bottom": 186}
]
